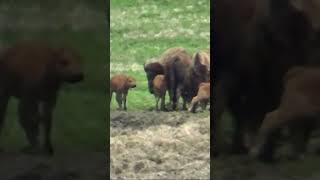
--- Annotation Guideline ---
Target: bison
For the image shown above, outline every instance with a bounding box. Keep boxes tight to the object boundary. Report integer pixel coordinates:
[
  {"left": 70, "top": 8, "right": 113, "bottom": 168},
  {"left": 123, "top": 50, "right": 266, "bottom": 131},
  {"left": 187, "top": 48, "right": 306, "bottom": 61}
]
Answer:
[
  {"left": 250, "top": 66, "right": 320, "bottom": 162},
  {"left": 188, "top": 82, "right": 210, "bottom": 113},
  {"left": 0, "top": 40, "right": 84, "bottom": 155},
  {"left": 152, "top": 75, "right": 167, "bottom": 111},
  {"left": 213, "top": 0, "right": 320, "bottom": 156},
  {"left": 165, "top": 50, "right": 210, "bottom": 111},
  {"left": 110, "top": 74, "right": 136, "bottom": 111},
  {"left": 143, "top": 47, "right": 187, "bottom": 94}
]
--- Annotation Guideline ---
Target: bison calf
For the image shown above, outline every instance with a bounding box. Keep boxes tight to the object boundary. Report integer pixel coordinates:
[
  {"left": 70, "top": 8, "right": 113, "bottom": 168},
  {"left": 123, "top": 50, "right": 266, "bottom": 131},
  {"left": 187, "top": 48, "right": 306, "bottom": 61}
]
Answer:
[
  {"left": 250, "top": 66, "right": 320, "bottom": 162},
  {"left": 0, "top": 41, "right": 84, "bottom": 155},
  {"left": 152, "top": 75, "right": 167, "bottom": 111},
  {"left": 110, "top": 74, "right": 136, "bottom": 110},
  {"left": 188, "top": 82, "right": 210, "bottom": 113}
]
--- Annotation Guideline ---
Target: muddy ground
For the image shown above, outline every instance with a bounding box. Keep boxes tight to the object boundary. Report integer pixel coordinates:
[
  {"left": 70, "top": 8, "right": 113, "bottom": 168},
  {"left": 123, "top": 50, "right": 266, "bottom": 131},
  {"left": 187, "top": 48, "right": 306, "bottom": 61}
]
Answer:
[
  {"left": 110, "top": 110, "right": 210, "bottom": 179},
  {"left": 0, "top": 152, "right": 106, "bottom": 180},
  {"left": 213, "top": 139, "right": 320, "bottom": 180}
]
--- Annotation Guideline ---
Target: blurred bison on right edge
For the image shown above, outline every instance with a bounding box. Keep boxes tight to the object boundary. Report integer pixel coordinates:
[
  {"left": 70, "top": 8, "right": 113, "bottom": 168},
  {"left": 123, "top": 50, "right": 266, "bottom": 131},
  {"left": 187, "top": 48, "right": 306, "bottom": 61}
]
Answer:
[
  {"left": 0, "top": 40, "right": 84, "bottom": 155},
  {"left": 250, "top": 66, "right": 320, "bottom": 162}
]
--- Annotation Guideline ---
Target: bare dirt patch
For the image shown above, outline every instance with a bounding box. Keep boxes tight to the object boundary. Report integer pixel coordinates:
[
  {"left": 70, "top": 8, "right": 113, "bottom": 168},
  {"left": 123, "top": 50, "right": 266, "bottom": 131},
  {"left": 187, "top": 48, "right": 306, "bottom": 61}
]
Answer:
[{"left": 110, "top": 110, "right": 210, "bottom": 179}]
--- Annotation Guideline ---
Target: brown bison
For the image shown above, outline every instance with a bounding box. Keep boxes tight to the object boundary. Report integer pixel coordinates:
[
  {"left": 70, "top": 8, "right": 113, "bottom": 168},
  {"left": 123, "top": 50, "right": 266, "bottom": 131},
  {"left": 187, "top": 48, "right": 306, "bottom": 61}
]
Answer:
[
  {"left": 152, "top": 75, "right": 167, "bottom": 111},
  {"left": 165, "top": 50, "right": 210, "bottom": 111},
  {"left": 250, "top": 66, "right": 320, "bottom": 161},
  {"left": 213, "top": 0, "right": 320, "bottom": 157},
  {"left": 188, "top": 82, "right": 210, "bottom": 113},
  {"left": 110, "top": 74, "right": 136, "bottom": 111},
  {"left": 0, "top": 41, "right": 84, "bottom": 155}
]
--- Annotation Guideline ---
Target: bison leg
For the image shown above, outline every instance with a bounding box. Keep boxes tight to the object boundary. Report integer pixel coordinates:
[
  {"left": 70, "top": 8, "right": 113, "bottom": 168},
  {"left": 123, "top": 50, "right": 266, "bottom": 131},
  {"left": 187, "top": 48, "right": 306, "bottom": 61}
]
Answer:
[
  {"left": 188, "top": 96, "right": 199, "bottom": 113},
  {"left": 115, "top": 92, "right": 123, "bottom": 110},
  {"left": 160, "top": 92, "right": 166, "bottom": 111},
  {"left": 288, "top": 122, "right": 313, "bottom": 160},
  {"left": 228, "top": 96, "right": 250, "bottom": 154},
  {"left": 213, "top": 72, "right": 237, "bottom": 157},
  {"left": 39, "top": 98, "right": 57, "bottom": 155},
  {"left": 18, "top": 98, "right": 40, "bottom": 154},
  {"left": 200, "top": 100, "right": 208, "bottom": 111},
  {"left": 123, "top": 91, "right": 128, "bottom": 111},
  {"left": 110, "top": 90, "right": 113, "bottom": 105},
  {"left": 155, "top": 95, "right": 160, "bottom": 111},
  {"left": 251, "top": 110, "right": 287, "bottom": 162}
]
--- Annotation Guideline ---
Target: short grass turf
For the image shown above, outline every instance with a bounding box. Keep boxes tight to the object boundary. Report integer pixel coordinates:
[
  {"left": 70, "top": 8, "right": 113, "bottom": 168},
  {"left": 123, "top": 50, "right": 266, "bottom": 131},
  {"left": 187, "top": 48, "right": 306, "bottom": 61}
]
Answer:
[{"left": 110, "top": 0, "right": 210, "bottom": 110}]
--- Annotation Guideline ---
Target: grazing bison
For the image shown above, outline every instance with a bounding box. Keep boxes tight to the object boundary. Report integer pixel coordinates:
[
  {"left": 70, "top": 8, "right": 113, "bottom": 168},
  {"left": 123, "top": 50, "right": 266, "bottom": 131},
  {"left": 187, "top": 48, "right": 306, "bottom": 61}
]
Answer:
[
  {"left": 152, "top": 75, "right": 167, "bottom": 111},
  {"left": 110, "top": 74, "right": 136, "bottom": 111},
  {"left": 143, "top": 47, "right": 188, "bottom": 94},
  {"left": 0, "top": 41, "right": 84, "bottom": 155},
  {"left": 250, "top": 66, "right": 320, "bottom": 162},
  {"left": 213, "top": 0, "right": 320, "bottom": 156},
  {"left": 188, "top": 82, "right": 210, "bottom": 113},
  {"left": 165, "top": 50, "right": 210, "bottom": 111}
]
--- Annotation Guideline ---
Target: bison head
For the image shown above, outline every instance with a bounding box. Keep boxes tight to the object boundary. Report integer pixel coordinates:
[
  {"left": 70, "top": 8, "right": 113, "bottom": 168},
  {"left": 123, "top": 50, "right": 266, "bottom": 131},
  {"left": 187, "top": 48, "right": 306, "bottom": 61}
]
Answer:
[
  {"left": 126, "top": 76, "right": 137, "bottom": 88},
  {"left": 192, "top": 52, "right": 210, "bottom": 82},
  {"left": 54, "top": 47, "right": 84, "bottom": 83},
  {"left": 143, "top": 62, "right": 164, "bottom": 94}
]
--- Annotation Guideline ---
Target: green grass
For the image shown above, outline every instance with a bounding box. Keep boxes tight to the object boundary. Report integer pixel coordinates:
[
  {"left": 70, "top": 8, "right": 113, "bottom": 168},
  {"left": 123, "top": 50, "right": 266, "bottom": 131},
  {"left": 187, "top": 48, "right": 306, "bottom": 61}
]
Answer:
[
  {"left": 0, "top": 1, "right": 107, "bottom": 153},
  {"left": 110, "top": 0, "right": 210, "bottom": 110}
]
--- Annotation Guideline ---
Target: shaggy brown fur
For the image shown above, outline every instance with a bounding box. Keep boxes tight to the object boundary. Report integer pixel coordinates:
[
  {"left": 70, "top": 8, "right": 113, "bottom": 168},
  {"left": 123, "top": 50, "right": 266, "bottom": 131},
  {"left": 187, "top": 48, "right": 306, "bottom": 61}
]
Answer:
[
  {"left": 0, "top": 40, "right": 84, "bottom": 155},
  {"left": 110, "top": 74, "right": 136, "bottom": 111}
]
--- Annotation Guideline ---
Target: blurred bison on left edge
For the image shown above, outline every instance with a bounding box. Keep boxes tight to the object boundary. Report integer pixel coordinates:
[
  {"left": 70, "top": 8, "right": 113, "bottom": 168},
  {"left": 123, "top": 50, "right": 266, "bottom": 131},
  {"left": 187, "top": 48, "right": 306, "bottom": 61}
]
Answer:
[{"left": 0, "top": 40, "right": 84, "bottom": 155}]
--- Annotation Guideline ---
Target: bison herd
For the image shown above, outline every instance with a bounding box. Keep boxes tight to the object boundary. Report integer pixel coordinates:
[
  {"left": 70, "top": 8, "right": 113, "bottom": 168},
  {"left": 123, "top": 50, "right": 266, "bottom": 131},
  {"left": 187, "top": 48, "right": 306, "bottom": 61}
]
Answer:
[
  {"left": 215, "top": 0, "right": 320, "bottom": 162},
  {"left": 110, "top": 47, "right": 211, "bottom": 113}
]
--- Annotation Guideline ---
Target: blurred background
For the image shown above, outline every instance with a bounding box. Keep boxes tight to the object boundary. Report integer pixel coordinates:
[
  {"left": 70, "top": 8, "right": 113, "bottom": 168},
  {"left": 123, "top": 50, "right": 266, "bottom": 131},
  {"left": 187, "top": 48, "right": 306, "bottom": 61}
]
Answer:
[{"left": 0, "top": 0, "right": 107, "bottom": 153}]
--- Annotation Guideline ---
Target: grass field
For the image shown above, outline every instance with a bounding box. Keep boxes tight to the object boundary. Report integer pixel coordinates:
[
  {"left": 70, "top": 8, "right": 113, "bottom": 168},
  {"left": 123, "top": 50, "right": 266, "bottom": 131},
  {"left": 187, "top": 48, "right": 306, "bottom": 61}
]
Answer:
[
  {"left": 0, "top": 1, "right": 107, "bottom": 153},
  {"left": 110, "top": 0, "right": 210, "bottom": 110},
  {"left": 110, "top": 0, "right": 210, "bottom": 179}
]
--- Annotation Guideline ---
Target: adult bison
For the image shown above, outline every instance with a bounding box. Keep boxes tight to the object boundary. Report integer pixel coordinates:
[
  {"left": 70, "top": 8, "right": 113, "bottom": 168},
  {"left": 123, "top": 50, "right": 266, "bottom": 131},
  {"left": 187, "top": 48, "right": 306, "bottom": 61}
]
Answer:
[
  {"left": 0, "top": 40, "right": 84, "bottom": 155},
  {"left": 213, "top": 0, "right": 320, "bottom": 158},
  {"left": 165, "top": 50, "right": 210, "bottom": 110},
  {"left": 143, "top": 47, "right": 188, "bottom": 94}
]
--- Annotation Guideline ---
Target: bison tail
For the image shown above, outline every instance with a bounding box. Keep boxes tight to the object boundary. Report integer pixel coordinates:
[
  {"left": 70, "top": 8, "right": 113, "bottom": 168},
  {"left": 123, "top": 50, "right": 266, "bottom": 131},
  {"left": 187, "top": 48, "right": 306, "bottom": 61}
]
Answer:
[{"left": 169, "top": 57, "right": 180, "bottom": 110}]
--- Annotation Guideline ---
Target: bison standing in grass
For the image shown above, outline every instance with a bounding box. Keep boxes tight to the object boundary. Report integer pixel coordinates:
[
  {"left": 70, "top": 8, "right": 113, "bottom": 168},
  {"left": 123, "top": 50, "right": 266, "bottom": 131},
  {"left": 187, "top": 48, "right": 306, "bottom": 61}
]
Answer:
[
  {"left": 143, "top": 47, "right": 189, "bottom": 95},
  {"left": 165, "top": 50, "right": 210, "bottom": 111},
  {"left": 250, "top": 66, "right": 320, "bottom": 162},
  {"left": 110, "top": 74, "right": 136, "bottom": 111},
  {"left": 0, "top": 40, "right": 84, "bottom": 155}
]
